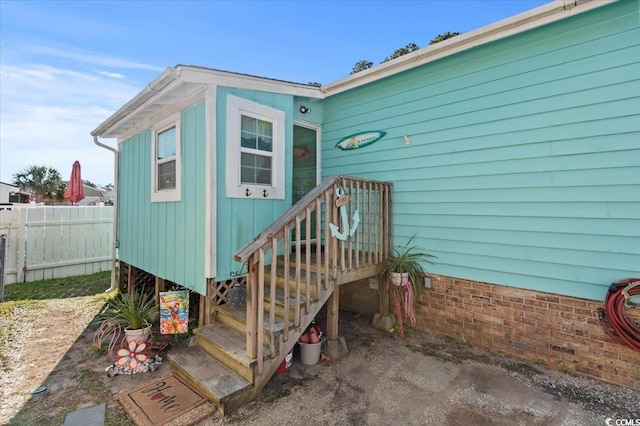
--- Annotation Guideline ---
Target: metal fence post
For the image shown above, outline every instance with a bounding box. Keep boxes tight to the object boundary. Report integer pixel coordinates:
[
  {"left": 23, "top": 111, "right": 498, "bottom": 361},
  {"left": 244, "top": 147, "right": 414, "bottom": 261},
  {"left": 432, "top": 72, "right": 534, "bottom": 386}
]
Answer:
[{"left": 0, "top": 233, "right": 7, "bottom": 301}]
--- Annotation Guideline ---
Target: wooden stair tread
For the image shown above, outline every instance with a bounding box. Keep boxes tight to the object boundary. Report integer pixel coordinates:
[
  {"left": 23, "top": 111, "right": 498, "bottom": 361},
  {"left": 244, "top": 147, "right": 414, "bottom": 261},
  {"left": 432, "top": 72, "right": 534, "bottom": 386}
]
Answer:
[
  {"left": 264, "top": 284, "right": 315, "bottom": 304},
  {"left": 217, "top": 303, "right": 291, "bottom": 334},
  {"left": 277, "top": 253, "right": 324, "bottom": 272},
  {"left": 266, "top": 264, "right": 323, "bottom": 281},
  {"left": 169, "top": 346, "right": 251, "bottom": 403},
  {"left": 196, "top": 323, "right": 271, "bottom": 365}
]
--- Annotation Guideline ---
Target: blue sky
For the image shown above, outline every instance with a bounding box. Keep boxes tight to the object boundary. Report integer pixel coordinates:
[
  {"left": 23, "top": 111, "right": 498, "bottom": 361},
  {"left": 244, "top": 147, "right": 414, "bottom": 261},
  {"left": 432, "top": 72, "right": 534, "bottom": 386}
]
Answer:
[{"left": 0, "top": 0, "right": 549, "bottom": 186}]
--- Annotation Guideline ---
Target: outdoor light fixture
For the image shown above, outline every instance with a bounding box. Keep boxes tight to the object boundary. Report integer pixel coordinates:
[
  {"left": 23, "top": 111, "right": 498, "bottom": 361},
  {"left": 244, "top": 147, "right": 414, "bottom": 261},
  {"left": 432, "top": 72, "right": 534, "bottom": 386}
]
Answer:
[{"left": 299, "top": 105, "right": 310, "bottom": 114}]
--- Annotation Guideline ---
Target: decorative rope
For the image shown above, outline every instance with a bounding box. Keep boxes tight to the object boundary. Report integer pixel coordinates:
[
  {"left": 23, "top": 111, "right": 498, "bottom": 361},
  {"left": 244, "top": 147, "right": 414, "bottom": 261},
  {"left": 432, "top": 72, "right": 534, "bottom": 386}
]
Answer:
[{"left": 391, "top": 281, "right": 416, "bottom": 338}]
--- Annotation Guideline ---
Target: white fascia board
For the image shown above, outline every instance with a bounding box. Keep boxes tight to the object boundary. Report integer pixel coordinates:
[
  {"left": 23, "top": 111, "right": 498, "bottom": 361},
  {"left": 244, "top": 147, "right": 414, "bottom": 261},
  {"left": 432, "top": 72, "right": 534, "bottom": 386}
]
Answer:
[
  {"left": 323, "top": 0, "right": 616, "bottom": 95},
  {"left": 177, "top": 66, "right": 324, "bottom": 100}
]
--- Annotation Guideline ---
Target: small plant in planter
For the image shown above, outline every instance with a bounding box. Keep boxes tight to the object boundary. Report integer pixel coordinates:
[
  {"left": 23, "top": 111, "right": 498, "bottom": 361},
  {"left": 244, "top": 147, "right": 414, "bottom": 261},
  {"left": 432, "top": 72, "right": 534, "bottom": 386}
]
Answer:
[
  {"left": 382, "top": 235, "right": 435, "bottom": 337},
  {"left": 104, "top": 289, "right": 157, "bottom": 343}
]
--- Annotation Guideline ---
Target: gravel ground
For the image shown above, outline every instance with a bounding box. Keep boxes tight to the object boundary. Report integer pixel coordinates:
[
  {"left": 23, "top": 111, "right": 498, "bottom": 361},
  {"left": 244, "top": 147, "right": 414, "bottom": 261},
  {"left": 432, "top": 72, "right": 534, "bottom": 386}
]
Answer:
[
  {"left": 201, "top": 311, "right": 640, "bottom": 425},
  {"left": 2, "top": 292, "right": 638, "bottom": 425}
]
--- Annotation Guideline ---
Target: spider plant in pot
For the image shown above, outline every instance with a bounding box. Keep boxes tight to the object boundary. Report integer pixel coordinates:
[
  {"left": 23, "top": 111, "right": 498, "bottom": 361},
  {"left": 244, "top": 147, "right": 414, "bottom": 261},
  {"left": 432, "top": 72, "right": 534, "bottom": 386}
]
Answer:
[
  {"left": 382, "top": 235, "right": 435, "bottom": 337},
  {"left": 105, "top": 289, "right": 157, "bottom": 343}
]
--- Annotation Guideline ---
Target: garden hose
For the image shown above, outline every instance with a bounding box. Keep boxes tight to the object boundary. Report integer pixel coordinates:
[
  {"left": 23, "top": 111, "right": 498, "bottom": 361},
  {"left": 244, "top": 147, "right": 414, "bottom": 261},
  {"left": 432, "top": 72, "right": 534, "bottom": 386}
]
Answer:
[{"left": 599, "top": 278, "right": 640, "bottom": 352}]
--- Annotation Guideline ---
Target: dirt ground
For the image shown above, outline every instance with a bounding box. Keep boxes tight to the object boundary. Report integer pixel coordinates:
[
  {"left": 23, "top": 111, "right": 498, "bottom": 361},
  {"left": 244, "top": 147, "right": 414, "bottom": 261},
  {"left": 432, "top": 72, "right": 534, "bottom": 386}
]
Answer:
[{"left": 1, "top": 290, "right": 639, "bottom": 425}]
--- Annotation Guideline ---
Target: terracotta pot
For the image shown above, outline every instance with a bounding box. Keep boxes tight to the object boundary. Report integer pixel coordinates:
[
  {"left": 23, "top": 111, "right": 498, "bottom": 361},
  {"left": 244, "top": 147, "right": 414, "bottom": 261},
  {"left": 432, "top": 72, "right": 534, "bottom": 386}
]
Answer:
[{"left": 390, "top": 272, "right": 410, "bottom": 287}]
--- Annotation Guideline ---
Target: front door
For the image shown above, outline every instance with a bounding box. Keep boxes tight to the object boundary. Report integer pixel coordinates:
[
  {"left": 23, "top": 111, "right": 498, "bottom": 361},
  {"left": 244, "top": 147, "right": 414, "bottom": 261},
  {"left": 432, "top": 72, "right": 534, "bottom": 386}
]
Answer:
[{"left": 292, "top": 121, "right": 320, "bottom": 244}]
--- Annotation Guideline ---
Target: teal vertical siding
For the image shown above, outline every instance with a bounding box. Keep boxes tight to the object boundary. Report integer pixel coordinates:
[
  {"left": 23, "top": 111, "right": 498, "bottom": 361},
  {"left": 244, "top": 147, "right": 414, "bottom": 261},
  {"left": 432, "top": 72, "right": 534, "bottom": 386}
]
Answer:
[
  {"left": 321, "top": 1, "right": 639, "bottom": 300},
  {"left": 215, "top": 87, "right": 295, "bottom": 280},
  {"left": 293, "top": 95, "right": 323, "bottom": 126},
  {"left": 119, "top": 100, "right": 207, "bottom": 294}
]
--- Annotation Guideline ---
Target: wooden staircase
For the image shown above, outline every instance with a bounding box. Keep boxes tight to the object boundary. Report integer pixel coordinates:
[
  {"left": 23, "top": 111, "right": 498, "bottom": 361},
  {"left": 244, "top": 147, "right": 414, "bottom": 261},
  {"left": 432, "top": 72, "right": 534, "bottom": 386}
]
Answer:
[{"left": 168, "top": 176, "right": 393, "bottom": 414}]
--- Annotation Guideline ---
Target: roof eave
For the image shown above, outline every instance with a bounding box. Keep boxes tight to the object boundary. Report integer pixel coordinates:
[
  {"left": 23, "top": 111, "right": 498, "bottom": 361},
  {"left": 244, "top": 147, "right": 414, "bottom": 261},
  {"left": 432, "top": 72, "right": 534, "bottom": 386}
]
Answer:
[
  {"left": 91, "top": 67, "right": 180, "bottom": 138},
  {"left": 177, "top": 65, "right": 324, "bottom": 99},
  {"left": 323, "top": 0, "right": 615, "bottom": 95},
  {"left": 92, "top": 66, "right": 323, "bottom": 139}
]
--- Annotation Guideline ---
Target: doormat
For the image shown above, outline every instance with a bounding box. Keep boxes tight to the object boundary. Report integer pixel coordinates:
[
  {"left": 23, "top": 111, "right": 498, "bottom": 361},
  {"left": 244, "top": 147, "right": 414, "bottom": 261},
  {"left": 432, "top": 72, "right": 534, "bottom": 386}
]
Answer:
[{"left": 118, "top": 374, "right": 216, "bottom": 426}]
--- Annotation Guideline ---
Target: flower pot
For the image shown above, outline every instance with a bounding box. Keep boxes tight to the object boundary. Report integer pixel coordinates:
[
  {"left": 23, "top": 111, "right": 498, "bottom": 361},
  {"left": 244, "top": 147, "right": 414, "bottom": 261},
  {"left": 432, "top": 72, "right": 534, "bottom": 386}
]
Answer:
[
  {"left": 124, "top": 324, "right": 152, "bottom": 344},
  {"left": 298, "top": 340, "right": 322, "bottom": 365},
  {"left": 390, "top": 272, "right": 410, "bottom": 287}
]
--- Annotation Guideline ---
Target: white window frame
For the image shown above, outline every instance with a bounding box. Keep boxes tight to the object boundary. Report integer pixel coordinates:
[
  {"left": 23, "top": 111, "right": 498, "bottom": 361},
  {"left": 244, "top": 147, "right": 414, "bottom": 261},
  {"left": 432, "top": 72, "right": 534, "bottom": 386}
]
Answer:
[
  {"left": 226, "top": 95, "right": 285, "bottom": 199},
  {"left": 151, "top": 113, "right": 181, "bottom": 202}
]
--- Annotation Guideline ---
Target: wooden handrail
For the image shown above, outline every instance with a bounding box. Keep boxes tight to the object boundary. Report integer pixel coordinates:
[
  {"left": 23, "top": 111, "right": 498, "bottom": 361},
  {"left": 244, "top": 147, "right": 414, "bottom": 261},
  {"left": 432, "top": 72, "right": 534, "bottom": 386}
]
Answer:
[
  {"left": 233, "top": 175, "right": 393, "bottom": 377},
  {"left": 234, "top": 175, "right": 391, "bottom": 262}
]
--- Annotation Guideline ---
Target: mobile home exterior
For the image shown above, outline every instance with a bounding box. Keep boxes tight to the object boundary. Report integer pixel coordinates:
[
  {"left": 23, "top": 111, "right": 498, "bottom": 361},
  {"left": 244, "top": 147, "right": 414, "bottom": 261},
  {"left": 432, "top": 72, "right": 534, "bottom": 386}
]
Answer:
[
  {"left": 320, "top": 0, "right": 639, "bottom": 389},
  {"left": 92, "top": 0, "right": 639, "bottom": 408},
  {"left": 93, "top": 70, "right": 324, "bottom": 297}
]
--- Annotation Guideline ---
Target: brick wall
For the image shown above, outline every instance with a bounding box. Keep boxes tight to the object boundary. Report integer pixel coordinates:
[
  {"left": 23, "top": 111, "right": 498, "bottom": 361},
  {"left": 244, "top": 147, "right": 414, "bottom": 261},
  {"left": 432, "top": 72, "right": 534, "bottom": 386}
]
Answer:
[{"left": 414, "top": 275, "right": 640, "bottom": 391}]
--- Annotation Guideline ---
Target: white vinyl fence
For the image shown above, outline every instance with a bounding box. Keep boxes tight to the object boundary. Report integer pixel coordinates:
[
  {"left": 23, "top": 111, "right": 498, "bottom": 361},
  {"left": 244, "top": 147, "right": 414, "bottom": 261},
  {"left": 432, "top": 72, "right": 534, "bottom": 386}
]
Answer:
[{"left": 0, "top": 206, "right": 114, "bottom": 284}]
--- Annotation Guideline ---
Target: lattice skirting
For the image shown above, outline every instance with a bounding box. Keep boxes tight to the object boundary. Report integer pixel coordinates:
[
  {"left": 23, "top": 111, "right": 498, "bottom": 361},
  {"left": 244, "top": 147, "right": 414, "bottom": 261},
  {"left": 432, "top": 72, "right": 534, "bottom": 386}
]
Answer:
[
  {"left": 204, "top": 276, "right": 247, "bottom": 324},
  {"left": 117, "top": 261, "right": 201, "bottom": 327}
]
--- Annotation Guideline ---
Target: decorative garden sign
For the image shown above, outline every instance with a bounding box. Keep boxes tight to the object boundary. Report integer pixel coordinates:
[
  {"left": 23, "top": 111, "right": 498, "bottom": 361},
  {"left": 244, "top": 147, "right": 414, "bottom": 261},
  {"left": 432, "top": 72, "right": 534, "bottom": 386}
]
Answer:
[
  {"left": 160, "top": 291, "right": 189, "bottom": 334},
  {"left": 335, "top": 131, "right": 386, "bottom": 150}
]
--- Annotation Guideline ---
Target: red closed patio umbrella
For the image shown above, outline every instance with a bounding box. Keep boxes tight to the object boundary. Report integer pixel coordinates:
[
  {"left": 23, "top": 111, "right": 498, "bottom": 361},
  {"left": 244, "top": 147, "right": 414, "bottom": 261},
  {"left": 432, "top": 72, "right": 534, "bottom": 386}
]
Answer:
[{"left": 64, "top": 160, "right": 85, "bottom": 204}]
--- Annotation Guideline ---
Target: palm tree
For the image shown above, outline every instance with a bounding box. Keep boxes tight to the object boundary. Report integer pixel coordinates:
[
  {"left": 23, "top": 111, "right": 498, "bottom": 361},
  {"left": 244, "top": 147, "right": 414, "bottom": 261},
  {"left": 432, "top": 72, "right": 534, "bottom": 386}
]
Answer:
[{"left": 12, "top": 165, "right": 66, "bottom": 204}]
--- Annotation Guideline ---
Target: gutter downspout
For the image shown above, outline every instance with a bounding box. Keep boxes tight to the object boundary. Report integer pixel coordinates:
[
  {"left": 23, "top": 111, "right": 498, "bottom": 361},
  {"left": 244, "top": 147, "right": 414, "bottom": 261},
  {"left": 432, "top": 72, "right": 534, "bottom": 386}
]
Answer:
[{"left": 93, "top": 136, "right": 119, "bottom": 293}]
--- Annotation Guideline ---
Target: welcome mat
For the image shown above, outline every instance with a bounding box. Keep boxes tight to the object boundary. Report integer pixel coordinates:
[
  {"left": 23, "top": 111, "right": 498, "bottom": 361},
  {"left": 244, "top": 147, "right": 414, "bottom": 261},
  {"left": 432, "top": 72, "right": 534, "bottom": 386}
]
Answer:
[{"left": 118, "top": 374, "right": 215, "bottom": 426}]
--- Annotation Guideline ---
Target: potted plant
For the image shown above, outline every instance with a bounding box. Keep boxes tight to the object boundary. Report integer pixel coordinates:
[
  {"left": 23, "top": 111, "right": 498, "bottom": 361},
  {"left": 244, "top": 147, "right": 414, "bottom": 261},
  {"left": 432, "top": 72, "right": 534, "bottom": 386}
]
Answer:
[
  {"left": 104, "top": 289, "right": 157, "bottom": 343},
  {"left": 382, "top": 235, "right": 435, "bottom": 337}
]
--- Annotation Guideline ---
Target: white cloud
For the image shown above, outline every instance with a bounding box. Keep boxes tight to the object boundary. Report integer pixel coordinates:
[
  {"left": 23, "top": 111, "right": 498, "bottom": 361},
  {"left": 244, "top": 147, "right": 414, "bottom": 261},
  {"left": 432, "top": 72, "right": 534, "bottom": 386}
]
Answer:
[
  {"left": 0, "top": 35, "right": 166, "bottom": 185},
  {"left": 96, "top": 70, "right": 126, "bottom": 79},
  {"left": 27, "top": 44, "right": 165, "bottom": 72},
  {"left": 0, "top": 62, "right": 148, "bottom": 185}
]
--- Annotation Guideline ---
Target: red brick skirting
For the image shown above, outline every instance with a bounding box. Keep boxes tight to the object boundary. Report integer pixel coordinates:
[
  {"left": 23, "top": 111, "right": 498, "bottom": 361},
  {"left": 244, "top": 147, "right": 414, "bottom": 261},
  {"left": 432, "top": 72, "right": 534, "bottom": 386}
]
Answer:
[{"left": 414, "top": 275, "right": 640, "bottom": 390}]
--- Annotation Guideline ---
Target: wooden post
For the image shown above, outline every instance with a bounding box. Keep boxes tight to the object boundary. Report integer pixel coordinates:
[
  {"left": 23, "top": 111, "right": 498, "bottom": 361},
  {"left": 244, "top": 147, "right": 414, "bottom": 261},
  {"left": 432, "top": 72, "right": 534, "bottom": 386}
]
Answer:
[
  {"left": 384, "top": 182, "right": 393, "bottom": 317},
  {"left": 118, "top": 261, "right": 126, "bottom": 292},
  {"left": 154, "top": 276, "right": 165, "bottom": 306},
  {"left": 326, "top": 286, "right": 339, "bottom": 340},
  {"left": 371, "top": 182, "right": 395, "bottom": 333},
  {"left": 331, "top": 189, "right": 339, "bottom": 279},
  {"left": 246, "top": 254, "right": 258, "bottom": 359},
  {"left": 379, "top": 278, "right": 390, "bottom": 319},
  {"left": 127, "top": 265, "right": 136, "bottom": 294},
  {"left": 257, "top": 249, "right": 265, "bottom": 375},
  {"left": 199, "top": 295, "right": 207, "bottom": 326}
]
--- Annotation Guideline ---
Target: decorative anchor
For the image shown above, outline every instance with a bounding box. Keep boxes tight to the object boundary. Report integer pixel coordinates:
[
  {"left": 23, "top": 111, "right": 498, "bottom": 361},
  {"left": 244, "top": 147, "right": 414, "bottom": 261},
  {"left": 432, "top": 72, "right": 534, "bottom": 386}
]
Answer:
[{"left": 329, "top": 187, "right": 360, "bottom": 241}]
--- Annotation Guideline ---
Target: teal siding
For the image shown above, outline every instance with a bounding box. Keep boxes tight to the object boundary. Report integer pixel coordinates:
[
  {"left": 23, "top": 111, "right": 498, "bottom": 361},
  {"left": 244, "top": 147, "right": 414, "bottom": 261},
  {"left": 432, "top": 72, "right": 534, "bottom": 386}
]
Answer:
[
  {"left": 215, "top": 87, "right": 295, "bottom": 280},
  {"left": 321, "top": 1, "right": 640, "bottom": 300},
  {"left": 119, "top": 100, "right": 207, "bottom": 294}
]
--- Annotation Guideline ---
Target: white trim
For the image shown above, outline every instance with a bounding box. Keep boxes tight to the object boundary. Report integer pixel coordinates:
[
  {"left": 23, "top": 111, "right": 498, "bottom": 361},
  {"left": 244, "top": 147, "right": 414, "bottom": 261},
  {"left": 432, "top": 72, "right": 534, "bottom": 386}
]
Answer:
[
  {"left": 293, "top": 119, "right": 321, "bottom": 186},
  {"left": 177, "top": 66, "right": 323, "bottom": 99},
  {"left": 116, "top": 88, "right": 207, "bottom": 144},
  {"left": 205, "top": 86, "right": 217, "bottom": 279},
  {"left": 91, "top": 67, "right": 180, "bottom": 137},
  {"left": 151, "top": 113, "right": 181, "bottom": 202},
  {"left": 94, "top": 67, "right": 322, "bottom": 139},
  {"left": 225, "top": 95, "right": 286, "bottom": 200},
  {"left": 323, "top": 0, "right": 615, "bottom": 95}
]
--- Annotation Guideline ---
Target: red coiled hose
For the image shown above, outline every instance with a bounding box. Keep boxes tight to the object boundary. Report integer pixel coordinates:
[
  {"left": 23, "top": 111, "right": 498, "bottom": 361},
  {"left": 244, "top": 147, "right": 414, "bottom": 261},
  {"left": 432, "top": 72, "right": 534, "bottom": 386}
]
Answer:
[{"left": 599, "top": 278, "right": 640, "bottom": 352}]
